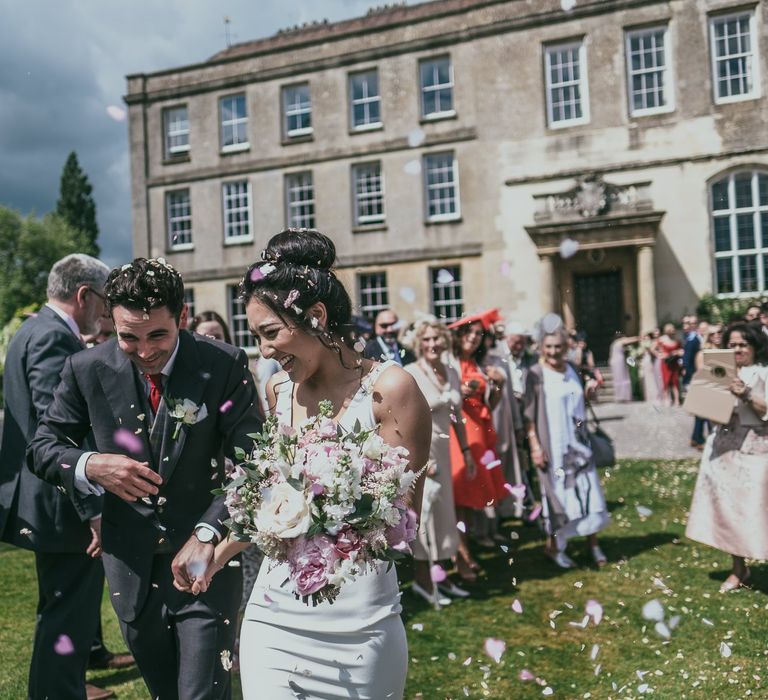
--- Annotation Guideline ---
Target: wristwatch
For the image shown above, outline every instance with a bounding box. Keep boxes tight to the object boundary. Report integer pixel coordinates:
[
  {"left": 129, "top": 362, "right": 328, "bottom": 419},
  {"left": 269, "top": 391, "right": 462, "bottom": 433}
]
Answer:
[{"left": 194, "top": 526, "right": 216, "bottom": 544}]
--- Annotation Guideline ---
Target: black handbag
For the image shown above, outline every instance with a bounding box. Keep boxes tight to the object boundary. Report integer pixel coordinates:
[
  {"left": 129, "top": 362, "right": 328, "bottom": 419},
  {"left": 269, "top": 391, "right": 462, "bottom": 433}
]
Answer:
[{"left": 586, "top": 403, "right": 616, "bottom": 468}]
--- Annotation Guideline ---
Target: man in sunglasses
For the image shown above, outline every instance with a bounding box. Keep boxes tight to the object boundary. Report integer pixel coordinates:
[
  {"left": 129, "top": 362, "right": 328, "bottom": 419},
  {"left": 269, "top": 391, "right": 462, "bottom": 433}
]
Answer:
[{"left": 363, "top": 308, "right": 415, "bottom": 366}]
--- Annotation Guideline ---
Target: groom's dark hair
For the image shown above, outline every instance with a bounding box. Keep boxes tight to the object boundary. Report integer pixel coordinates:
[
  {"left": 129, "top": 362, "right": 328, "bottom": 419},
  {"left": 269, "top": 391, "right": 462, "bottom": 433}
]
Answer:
[{"left": 105, "top": 257, "right": 185, "bottom": 321}]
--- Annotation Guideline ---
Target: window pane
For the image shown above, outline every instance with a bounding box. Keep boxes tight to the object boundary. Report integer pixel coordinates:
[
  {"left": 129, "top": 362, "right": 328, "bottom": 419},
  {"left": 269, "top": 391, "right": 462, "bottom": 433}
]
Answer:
[
  {"left": 759, "top": 174, "right": 768, "bottom": 206},
  {"left": 712, "top": 178, "right": 730, "bottom": 210},
  {"left": 739, "top": 255, "right": 758, "bottom": 291},
  {"left": 712, "top": 13, "right": 756, "bottom": 100},
  {"left": 223, "top": 181, "right": 250, "bottom": 240},
  {"left": 736, "top": 214, "right": 755, "bottom": 249},
  {"left": 285, "top": 172, "right": 315, "bottom": 229},
  {"left": 716, "top": 258, "right": 734, "bottom": 294},
  {"left": 430, "top": 265, "right": 463, "bottom": 322},
  {"left": 350, "top": 70, "right": 381, "bottom": 128},
  {"left": 358, "top": 272, "right": 389, "bottom": 319},
  {"left": 420, "top": 57, "right": 453, "bottom": 117},
  {"left": 424, "top": 152, "right": 458, "bottom": 219},
  {"left": 228, "top": 285, "right": 257, "bottom": 349},
  {"left": 353, "top": 162, "right": 385, "bottom": 225},
  {"left": 284, "top": 84, "right": 312, "bottom": 136},
  {"left": 734, "top": 174, "right": 753, "bottom": 208},
  {"left": 166, "top": 189, "right": 192, "bottom": 248},
  {"left": 714, "top": 216, "right": 731, "bottom": 251},
  {"left": 546, "top": 43, "right": 585, "bottom": 124}
]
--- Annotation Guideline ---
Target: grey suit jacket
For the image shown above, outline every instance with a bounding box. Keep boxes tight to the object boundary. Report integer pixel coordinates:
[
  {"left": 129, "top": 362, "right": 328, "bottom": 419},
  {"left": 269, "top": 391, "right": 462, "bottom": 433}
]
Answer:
[
  {"left": 28, "top": 330, "right": 262, "bottom": 621},
  {"left": 0, "top": 306, "right": 101, "bottom": 552}
]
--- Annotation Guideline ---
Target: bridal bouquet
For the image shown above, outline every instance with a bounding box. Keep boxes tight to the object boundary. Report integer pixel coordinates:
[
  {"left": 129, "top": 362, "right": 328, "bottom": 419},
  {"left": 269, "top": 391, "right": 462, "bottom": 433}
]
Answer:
[{"left": 218, "top": 400, "right": 418, "bottom": 604}]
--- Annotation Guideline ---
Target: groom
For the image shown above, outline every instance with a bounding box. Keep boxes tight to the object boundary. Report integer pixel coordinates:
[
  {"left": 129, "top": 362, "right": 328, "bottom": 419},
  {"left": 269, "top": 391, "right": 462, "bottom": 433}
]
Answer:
[{"left": 29, "top": 258, "right": 262, "bottom": 699}]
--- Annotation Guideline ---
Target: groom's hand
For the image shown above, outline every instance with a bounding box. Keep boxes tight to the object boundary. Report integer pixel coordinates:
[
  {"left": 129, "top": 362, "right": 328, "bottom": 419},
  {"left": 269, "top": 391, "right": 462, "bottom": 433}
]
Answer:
[
  {"left": 171, "top": 537, "right": 214, "bottom": 593},
  {"left": 85, "top": 453, "right": 163, "bottom": 501}
]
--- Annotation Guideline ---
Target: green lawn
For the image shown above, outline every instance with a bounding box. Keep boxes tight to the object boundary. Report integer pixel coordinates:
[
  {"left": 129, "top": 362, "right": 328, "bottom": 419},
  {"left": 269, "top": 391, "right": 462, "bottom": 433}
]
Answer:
[{"left": 2, "top": 459, "right": 766, "bottom": 699}]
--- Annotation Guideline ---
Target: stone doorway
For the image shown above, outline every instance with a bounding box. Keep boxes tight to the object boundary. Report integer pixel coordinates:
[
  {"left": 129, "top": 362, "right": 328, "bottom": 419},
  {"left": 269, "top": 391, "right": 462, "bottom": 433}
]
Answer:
[{"left": 573, "top": 270, "right": 624, "bottom": 363}]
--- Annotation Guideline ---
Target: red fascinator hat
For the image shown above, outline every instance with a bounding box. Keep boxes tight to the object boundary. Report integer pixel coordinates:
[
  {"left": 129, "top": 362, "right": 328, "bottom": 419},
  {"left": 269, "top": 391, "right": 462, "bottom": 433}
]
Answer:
[{"left": 447, "top": 308, "right": 501, "bottom": 331}]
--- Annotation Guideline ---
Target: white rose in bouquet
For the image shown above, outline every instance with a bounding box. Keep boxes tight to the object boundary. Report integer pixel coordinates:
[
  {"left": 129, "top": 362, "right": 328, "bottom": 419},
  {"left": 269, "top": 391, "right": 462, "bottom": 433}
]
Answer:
[
  {"left": 361, "top": 433, "right": 385, "bottom": 460},
  {"left": 255, "top": 482, "right": 312, "bottom": 538}
]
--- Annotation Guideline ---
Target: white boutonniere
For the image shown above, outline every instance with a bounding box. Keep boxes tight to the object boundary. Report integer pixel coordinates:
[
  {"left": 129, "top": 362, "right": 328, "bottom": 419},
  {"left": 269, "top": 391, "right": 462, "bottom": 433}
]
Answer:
[{"left": 167, "top": 398, "right": 208, "bottom": 439}]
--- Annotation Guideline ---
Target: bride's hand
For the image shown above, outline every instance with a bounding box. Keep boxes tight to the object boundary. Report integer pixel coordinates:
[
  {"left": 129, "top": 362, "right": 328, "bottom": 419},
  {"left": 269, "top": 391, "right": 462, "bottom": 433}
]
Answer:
[{"left": 191, "top": 558, "right": 225, "bottom": 595}]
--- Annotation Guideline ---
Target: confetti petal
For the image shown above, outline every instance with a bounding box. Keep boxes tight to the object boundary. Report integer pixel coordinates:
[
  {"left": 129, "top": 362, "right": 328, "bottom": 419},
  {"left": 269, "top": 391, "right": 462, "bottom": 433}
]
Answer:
[
  {"left": 585, "top": 599, "right": 603, "bottom": 625},
  {"left": 430, "top": 564, "right": 447, "bottom": 583},
  {"left": 54, "top": 634, "right": 75, "bottom": 656},
  {"left": 641, "top": 599, "right": 664, "bottom": 622},
  {"left": 720, "top": 641, "right": 732, "bottom": 658},
  {"left": 511, "top": 599, "right": 523, "bottom": 614},
  {"left": 558, "top": 238, "right": 579, "bottom": 259},
  {"left": 636, "top": 505, "right": 653, "bottom": 517},
  {"left": 219, "top": 400, "right": 233, "bottom": 414},
  {"left": 483, "top": 637, "right": 506, "bottom": 664},
  {"left": 436, "top": 268, "right": 455, "bottom": 285},
  {"left": 106, "top": 105, "right": 126, "bottom": 121},
  {"left": 519, "top": 669, "right": 534, "bottom": 681},
  {"left": 504, "top": 483, "right": 526, "bottom": 500},
  {"left": 114, "top": 427, "right": 143, "bottom": 455}
]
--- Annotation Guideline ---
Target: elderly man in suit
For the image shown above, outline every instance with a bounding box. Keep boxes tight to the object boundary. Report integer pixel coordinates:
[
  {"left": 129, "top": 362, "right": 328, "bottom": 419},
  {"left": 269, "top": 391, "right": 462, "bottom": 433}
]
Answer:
[
  {"left": 29, "top": 258, "right": 262, "bottom": 700},
  {"left": 363, "top": 308, "right": 415, "bottom": 366},
  {"left": 0, "top": 253, "right": 117, "bottom": 700}
]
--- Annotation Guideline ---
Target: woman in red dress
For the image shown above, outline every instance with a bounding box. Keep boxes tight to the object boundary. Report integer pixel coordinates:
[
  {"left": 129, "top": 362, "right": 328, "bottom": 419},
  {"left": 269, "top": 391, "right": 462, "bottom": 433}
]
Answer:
[
  {"left": 448, "top": 313, "right": 509, "bottom": 580},
  {"left": 657, "top": 323, "right": 683, "bottom": 406}
]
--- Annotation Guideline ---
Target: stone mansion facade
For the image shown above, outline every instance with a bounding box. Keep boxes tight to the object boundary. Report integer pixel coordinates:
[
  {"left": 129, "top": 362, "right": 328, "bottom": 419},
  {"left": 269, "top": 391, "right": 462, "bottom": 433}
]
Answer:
[{"left": 125, "top": 0, "right": 768, "bottom": 360}]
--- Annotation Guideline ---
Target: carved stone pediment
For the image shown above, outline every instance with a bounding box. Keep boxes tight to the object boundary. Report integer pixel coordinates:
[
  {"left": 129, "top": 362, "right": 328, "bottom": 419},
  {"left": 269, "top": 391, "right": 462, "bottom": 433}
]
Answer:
[{"left": 533, "top": 174, "right": 654, "bottom": 223}]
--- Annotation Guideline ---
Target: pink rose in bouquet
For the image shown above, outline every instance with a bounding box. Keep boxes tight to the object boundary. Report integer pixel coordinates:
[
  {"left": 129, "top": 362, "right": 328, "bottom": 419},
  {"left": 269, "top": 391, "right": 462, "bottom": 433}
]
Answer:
[
  {"left": 288, "top": 534, "right": 339, "bottom": 596},
  {"left": 385, "top": 507, "right": 418, "bottom": 553},
  {"left": 334, "top": 526, "right": 363, "bottom": 560}
]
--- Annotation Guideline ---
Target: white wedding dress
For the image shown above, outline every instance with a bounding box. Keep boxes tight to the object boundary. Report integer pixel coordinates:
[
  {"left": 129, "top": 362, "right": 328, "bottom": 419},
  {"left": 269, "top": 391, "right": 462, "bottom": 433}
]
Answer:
[{"left": 239, "top": 361, "right": 408, "bottom": 699}]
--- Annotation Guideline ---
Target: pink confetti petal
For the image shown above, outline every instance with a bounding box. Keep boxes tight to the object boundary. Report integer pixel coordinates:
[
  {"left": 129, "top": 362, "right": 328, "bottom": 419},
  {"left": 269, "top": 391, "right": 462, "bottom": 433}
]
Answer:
[
  {"left": 519, "top": 669, "right": 534, "bottom": 681},
  {"left": 479, "top": 449, "right": 496, "bottom": 465},
  {"left": 585, "top": 599, "right": 603, "bottom": 625},
  {"left": 430, "top": 564, "right": 448, "bottom": 583},
  {"left": 456, "top": 521, "right": 467, "bottom": 533},
  {"left": 54, "top": 634, "right": 75, "bottom": 656},
  {"left": 483, "top": 637, "right": 506, "bottom": 664},
  {"left": 527, "top": 504, "right": 542, "bottom": 522},
  {"left": 485, "top": 459, "right": 502, "bottom": 470},
  {"left": 113, "top": 427, "right": 143, "bottom": 455},
  {"left": 219, "top": 400, "right": 233, "bottom": 414},
  {"left": 504, "top": 483, "right": 526, "bottom": 500},
  {"left": 60, "top": 463, "right": 71, "bottom": 469},
  {"left": 511, "top": 598, "right": 523, "bottom": 614},
  {"left": 106, "top": 105, "right": 126, "bottom": 122}
]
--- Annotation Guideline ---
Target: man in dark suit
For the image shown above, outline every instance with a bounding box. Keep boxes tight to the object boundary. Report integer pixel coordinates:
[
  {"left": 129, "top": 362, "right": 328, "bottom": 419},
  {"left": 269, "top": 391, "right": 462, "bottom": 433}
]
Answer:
[
  {"left": 29, "top": 258, "right": 262, "bottom": 700},
  {"left": 0, "top": 253, "right": 116, "bottom": 700},
  {"left": 362, "top": 309, "right": 415, "bottom": 365}
]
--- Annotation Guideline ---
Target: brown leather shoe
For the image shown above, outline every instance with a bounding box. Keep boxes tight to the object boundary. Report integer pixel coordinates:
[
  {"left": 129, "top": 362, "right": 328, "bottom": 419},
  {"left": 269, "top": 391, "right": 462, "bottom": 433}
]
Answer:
[
  {"left": 86, "top": 684, "right": 115, "bottom": 700},
  {"left": 89, "top": 652, "right": 135, "bottom": 670}
]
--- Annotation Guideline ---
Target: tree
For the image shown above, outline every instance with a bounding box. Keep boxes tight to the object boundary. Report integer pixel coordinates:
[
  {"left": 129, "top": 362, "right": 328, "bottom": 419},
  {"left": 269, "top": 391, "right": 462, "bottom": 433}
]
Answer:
[
  {"left": 56, "top": 151, "right": 100, "bottom": 256},
  {"left": 0, "top": 206, "right": 91, "bottom": 326}
]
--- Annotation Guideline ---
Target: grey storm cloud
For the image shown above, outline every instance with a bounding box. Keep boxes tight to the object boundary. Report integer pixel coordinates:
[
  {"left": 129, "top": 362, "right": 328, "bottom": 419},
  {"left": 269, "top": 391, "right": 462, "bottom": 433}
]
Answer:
[{"left": 0, "top": 0, "right": 411, "bottom": 266}]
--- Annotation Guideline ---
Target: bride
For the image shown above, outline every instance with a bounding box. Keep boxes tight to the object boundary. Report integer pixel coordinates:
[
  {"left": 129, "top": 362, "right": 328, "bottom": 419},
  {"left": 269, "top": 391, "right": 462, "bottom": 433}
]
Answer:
[{"left": 193, "top": 229, "right": 431, "bottom": 699}]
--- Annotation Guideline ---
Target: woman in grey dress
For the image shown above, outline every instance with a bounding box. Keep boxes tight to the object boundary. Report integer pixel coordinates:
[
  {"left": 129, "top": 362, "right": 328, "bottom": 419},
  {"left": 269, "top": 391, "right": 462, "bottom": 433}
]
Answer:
[{"left": 405, "top": 319, "right": 474, "bottom": 606}]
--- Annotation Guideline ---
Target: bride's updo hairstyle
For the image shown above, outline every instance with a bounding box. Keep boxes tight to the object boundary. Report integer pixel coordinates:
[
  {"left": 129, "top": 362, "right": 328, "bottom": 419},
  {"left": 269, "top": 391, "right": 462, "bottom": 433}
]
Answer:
[{"left": 240, "top": 228, "right": 354, "bottom": 349}]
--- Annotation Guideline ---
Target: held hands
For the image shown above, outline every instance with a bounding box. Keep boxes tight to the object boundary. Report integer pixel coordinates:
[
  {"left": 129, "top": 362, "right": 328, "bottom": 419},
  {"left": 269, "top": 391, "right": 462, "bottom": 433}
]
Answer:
[
  {"left": 171, "top": 536, "right": 215, "bottom": 593},
  {"left": 85, "top": 453, "right": 163, "bottom": 502}
]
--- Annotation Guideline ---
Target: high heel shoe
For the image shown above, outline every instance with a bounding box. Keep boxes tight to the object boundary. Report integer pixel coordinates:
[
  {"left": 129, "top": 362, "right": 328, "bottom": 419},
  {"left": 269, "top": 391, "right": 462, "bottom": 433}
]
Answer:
[
  {"left": 719, "top": 568, "right": 751, "bottom": 593},
  {"left": 412, "top": 581, "right": 451, "bottom": 606}
]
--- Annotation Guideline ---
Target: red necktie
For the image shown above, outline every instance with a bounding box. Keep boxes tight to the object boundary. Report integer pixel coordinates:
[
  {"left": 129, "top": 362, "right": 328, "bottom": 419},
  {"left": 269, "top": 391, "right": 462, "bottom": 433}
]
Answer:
[{"left": 146, "top": 373, "right": 163, "bottom": 414}]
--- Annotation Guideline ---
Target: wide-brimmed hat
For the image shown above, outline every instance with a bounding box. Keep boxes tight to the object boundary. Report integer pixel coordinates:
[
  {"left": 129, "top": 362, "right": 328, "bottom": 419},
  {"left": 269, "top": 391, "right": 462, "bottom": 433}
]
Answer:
[{"left": 447, "top": 308, "right": 501, "bottom": 330}]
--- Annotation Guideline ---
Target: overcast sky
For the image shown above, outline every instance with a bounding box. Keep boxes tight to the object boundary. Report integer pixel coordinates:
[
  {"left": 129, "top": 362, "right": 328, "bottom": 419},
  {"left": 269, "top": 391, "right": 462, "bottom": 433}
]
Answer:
[{"left": 0, "top": 1, "right": 421, "bottom": 266}]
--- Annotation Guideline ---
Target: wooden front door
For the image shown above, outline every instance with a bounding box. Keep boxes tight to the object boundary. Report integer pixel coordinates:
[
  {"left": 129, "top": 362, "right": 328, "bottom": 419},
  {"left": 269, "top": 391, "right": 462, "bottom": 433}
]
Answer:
[{"left": 573, "top": 270, "right": 624, "bottom": 363}]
